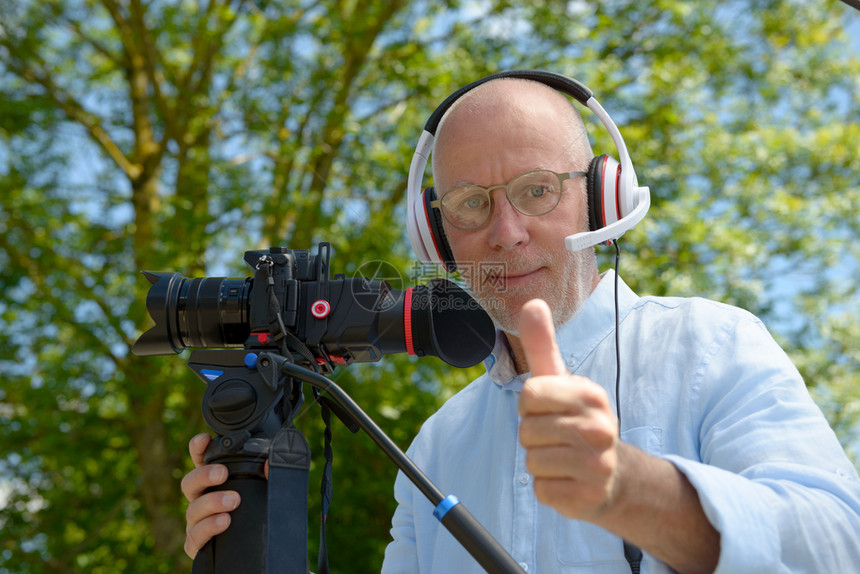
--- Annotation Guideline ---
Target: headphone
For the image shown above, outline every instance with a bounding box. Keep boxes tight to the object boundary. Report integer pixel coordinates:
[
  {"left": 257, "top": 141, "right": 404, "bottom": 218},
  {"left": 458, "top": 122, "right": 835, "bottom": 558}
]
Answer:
[{"left": 406, "top": 70, "right": 651, "bottom": 272}]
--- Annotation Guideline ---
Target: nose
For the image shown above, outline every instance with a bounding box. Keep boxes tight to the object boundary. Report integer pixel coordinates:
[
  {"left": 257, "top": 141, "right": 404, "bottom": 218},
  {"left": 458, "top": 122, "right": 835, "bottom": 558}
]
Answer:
[{"left": 486, "top": 188, "right": 529, "bottom": 251}]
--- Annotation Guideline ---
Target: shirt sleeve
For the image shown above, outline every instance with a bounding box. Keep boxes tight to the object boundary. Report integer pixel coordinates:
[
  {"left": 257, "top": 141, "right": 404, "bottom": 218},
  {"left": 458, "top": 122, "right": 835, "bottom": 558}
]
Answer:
[
  {"left": 666, "top": 310, "right": 860, "bottom": 573},
  {"left": 381, "top": 460, "right": 421, "bottom": 573}
]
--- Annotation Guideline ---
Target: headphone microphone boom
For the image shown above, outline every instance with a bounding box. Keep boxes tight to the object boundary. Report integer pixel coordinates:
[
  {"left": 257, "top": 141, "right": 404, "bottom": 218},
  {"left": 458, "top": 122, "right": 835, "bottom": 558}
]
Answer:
[{"left": 406, "top": 70, "right": 651, "bottom": 271}]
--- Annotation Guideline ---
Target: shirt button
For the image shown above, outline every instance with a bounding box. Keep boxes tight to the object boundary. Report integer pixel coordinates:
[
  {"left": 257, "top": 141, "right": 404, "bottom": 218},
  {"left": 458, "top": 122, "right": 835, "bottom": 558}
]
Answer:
[
  {"left": 518, "top": 562, "right": 529, "bottom": 572},
  {"left": 518, "top": 473, "right": 530, "bottom": 485}
]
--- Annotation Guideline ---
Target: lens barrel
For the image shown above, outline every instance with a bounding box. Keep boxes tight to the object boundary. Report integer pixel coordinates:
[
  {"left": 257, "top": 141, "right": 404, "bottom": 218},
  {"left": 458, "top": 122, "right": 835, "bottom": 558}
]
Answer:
[{"left": 132, "top": 272, "right": 251, "bottom": 356}]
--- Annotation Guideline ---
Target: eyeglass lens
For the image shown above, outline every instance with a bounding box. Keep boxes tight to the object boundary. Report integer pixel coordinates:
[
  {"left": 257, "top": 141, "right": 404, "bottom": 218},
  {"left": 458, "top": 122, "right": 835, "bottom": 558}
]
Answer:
[{"left": 440, "top": 170, "right": 565, "bottom": 229}]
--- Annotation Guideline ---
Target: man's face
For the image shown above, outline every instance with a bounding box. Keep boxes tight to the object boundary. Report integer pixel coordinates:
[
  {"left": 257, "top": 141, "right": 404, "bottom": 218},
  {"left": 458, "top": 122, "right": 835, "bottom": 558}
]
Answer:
[{"left": 434, "top": 93, "right": 597, "bottom": 334}]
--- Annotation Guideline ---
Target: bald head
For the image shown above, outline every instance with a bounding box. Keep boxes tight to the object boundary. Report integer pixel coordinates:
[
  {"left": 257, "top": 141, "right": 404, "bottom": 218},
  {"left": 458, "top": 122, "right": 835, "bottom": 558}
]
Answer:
[
  {"left": 431, "top": 78, "right": 594, "bottom": 193},
  {"left": 425, "top": 78, "right": 600, "bottom": 335}
]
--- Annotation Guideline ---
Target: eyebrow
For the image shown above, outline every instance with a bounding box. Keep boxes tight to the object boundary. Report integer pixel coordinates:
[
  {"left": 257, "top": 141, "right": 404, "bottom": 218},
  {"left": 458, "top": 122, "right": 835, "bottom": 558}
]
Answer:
[{"left": 446, "top": 167, "right": 555, "bottom": 190}]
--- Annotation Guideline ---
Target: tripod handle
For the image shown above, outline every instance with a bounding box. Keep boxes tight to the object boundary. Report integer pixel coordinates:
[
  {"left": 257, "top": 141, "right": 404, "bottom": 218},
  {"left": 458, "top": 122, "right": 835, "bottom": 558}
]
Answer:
[
  {"left": 276, "top": 358, "right": 526, "bottom": 574},
  {"left": 192, "top": 460, "right": 268, "bottom": 574},
  {"left": 435, "top": 495, "right": 526, "bottom": 574}
]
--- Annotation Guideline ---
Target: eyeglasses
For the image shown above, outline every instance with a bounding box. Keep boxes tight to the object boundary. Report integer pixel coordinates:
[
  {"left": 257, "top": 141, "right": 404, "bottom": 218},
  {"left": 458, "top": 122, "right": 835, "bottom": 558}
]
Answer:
[{"left": 431, "top": 169, "right": 587, "bottom": 230}]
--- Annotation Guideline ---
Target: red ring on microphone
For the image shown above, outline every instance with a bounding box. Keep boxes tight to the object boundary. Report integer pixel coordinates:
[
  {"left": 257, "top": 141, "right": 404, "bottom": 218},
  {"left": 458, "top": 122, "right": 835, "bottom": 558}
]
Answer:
[{"left": 404, "top": 287, "right": 415, "bottom": 355}]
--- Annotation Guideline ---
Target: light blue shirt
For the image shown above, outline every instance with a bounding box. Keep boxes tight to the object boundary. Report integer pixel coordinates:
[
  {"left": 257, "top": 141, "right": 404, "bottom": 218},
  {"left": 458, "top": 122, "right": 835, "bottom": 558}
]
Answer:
[{"left": 381, "top": 271, "right": 860, "bottom": 573}]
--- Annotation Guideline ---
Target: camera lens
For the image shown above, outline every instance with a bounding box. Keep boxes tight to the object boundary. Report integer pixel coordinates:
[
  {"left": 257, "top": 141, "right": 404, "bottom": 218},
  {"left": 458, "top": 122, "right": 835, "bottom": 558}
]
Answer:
[
  {"left": 132, "top": 272, "right": 251, "bottom": 356},
  {"left": 133, "top": 266, "right": 494, "bottom": 368}
]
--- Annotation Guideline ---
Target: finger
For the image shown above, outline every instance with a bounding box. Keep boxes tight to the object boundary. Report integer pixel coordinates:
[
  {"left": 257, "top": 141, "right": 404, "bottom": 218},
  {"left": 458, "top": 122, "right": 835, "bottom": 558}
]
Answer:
[
  {"left": 185, "top": 490, "right": 241, "bottom": 531},
  {"left": 519, "top": 411, "right": 617, "bottom": 449},
  {"left": 181, "top": 464, "right": 229, "bottom": 502},
  {"left": 185, "top": 513, "right": 232, "bottom": 559},
  {"left": 520, "top": 372, "right": 610, "bottom": 416},
  {"left": 519, "top": 299, "right": 569, "bottom": 378},
  {"left": 531, "top": 477, "right": 613, "bottom": 521},
  {"left": 524, "top": 445, "right": 615, "bottom": 481},
  {"left": 189, "top": 433, "right": 212, "bottom": 468}
]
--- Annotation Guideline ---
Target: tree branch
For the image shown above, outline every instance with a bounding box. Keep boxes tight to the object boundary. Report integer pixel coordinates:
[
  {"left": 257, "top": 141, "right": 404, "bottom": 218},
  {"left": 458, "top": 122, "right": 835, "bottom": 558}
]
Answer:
[
  {"left": 121, "top": 0, "right": 167, "bottom": 178},
  {"left": 2, "top": 54, "right": 142, "bottom": 179},
  {"left": 290, "top": 0, "right": 408, "bottom": 245},
  {"left": 125, "top": 0, "right": 175, "bottom": 142},
  {"left": 0, "top": 216, "right": 127, "bottom": 368},
  {"left": 99, "top": 0, "right": 139, "bottom": 66},
  {"left": 64, "top": 17, "right": 125, "bottom": 68}
]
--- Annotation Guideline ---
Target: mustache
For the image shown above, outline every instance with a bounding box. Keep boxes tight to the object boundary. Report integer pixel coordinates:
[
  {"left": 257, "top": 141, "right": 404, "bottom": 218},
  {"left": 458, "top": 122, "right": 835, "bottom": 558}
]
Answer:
[{"left": 458, "top": 253, "right": 556, "bottom": 287}]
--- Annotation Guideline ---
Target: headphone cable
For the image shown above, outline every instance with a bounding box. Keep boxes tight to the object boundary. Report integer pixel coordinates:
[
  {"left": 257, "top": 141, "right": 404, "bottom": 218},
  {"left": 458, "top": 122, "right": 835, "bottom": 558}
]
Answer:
[
  {"left": 613, "top": 241, "right": 622, "bottom": 425},
  {"left": 613, "top": 240, "right": 644, "bottom": 573}
]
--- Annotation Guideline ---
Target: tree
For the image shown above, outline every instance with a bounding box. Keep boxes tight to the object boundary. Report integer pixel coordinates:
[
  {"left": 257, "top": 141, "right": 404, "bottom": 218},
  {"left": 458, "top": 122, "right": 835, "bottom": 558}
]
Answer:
[{"left": 0, "top": 0, "right": 857, "bottom": 572}]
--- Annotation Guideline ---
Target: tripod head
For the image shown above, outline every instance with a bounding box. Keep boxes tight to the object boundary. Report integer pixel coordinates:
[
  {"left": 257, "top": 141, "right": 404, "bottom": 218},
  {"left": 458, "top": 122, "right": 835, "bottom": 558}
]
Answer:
[{"left": 188, "top": 347, "right": 311, "bottom": 574}]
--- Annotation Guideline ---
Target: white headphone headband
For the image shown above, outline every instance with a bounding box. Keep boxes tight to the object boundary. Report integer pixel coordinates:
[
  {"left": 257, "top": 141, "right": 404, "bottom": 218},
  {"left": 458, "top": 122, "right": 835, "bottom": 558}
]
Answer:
[{"left": 406, "top": 71, "right": 650, "bottom": 267}]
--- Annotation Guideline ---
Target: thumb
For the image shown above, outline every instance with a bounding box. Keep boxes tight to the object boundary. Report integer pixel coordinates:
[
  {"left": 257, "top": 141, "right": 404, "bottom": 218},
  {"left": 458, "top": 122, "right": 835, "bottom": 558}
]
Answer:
[{"left": 519, "top": 299, "right": 569, "bottom": 377}]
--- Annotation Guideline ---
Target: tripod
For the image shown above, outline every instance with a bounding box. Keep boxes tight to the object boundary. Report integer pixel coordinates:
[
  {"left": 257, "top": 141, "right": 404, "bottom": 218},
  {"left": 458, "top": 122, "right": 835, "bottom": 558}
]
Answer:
[{"left": 187, "top": 348, "right": 525, "bottom": 574}]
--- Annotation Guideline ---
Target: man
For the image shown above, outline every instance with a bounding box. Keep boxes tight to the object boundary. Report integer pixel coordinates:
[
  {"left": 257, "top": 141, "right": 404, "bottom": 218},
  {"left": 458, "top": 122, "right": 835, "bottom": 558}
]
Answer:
[{"left": 182, "top": 78, "right": 860, "bottom": 572}]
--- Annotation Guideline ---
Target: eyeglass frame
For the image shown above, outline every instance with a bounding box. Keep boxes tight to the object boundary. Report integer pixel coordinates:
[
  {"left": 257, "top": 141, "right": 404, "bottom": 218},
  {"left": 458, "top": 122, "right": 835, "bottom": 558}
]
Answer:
[{"left": 430, "top": 169, "right": 587, "bottom": 230}]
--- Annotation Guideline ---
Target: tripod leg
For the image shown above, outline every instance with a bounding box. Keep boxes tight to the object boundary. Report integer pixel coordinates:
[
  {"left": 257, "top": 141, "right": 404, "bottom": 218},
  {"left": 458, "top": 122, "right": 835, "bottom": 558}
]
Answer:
[{"left": 192, "top": 461, "right": 268, "bottom": 574}]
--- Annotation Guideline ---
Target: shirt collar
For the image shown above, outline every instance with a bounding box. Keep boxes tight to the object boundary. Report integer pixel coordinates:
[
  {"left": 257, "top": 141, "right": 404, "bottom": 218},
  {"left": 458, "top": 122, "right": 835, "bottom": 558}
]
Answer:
[{"left": 482, "top": 269, "right": 638, "bottom": 390}]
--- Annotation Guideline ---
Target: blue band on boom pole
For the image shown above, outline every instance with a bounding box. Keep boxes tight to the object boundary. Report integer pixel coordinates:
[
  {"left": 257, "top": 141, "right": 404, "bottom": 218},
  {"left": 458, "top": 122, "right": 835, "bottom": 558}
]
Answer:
[{"left": 433, "top": 494, "right": 460, "bottom": 521}]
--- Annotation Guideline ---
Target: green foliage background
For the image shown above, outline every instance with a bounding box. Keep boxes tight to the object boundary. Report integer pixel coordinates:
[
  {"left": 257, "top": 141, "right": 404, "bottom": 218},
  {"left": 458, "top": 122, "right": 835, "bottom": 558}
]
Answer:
[{"left": 0, "top": 0, "right": 858, "bottom": 572}]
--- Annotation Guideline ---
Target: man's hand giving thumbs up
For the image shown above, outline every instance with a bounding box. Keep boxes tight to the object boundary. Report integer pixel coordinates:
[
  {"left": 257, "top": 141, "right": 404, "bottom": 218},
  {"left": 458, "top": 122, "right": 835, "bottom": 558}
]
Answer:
[
  {"left": 515, "top": 299, "right": 719, "bottom": 574},
  {"left": 516, "top": 298, "right": 622, "bottom": 522}
]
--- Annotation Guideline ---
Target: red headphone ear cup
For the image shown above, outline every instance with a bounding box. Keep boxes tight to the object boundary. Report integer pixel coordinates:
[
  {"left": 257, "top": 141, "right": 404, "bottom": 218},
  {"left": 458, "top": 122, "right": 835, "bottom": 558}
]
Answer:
[
  {"left": 587, "top": 155, "right": 609, "bottom": 231},
  {"left": 422, "top": 187, "right": 458, "bottom": 272}
]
